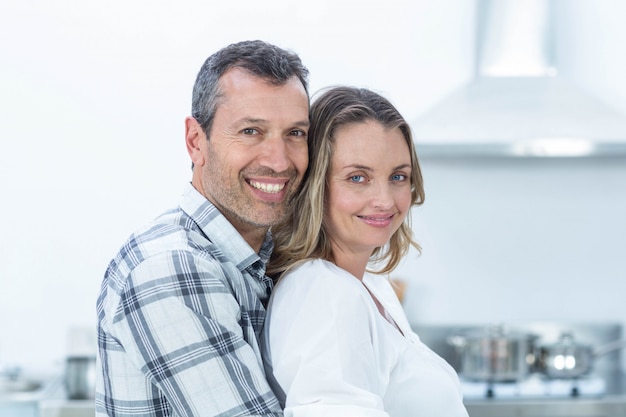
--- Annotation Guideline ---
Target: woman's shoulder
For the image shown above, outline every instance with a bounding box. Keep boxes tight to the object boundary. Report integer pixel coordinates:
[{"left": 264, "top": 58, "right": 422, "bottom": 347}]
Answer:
[
  {"left": 271, "top": 259, "right": 372, "bottom": 311},
  {"left": 277, "top": 259, "right": 364, "bottom": 292},
  {"left": 267, "top": 259, "right": 379, "bottom": 342}
]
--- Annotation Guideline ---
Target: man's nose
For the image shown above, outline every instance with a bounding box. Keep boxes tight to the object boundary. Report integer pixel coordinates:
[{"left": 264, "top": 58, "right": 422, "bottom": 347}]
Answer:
[{"left": 260, "top": 135, "right": 291, "bottom": 172}]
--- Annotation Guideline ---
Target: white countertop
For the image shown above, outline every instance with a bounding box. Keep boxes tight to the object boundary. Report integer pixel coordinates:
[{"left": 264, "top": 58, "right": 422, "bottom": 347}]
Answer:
[{"left": 38, "top": 377, "right": 94, "bottom": 417}]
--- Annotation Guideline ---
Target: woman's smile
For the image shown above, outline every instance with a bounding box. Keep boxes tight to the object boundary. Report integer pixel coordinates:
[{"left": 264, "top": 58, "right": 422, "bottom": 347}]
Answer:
[{"left": 357, "top": 213, "right": 397, "bottom": 227}]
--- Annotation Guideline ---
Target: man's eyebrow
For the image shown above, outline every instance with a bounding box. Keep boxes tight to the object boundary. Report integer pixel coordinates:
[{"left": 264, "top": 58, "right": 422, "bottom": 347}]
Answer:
[
  {"left": 234, "top": 118, "right": 310, "bottom": 128},
  {"left": 235, "top": 117, "right": 267, "bottom": 125}
]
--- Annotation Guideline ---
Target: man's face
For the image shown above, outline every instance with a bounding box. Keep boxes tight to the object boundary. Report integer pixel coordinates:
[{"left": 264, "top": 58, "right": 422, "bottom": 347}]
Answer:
[{"left": 187, "top": 67, "right": 309, "bottom": 248}]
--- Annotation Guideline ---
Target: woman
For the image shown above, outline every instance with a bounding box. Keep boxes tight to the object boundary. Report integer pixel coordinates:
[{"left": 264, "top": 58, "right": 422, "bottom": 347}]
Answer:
[{"left": 262, "top": 86, "right": 468, "bottom": 417}]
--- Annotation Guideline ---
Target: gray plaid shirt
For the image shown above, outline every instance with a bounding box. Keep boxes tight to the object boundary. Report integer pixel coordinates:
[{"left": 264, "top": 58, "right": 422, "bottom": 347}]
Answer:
[{"left": 96, "top": 183, "right": 281, "bottom": 417}]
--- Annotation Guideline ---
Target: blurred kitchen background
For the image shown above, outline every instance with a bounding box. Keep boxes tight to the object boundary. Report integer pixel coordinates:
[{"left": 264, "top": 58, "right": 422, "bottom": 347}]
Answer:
[{"left": 1, "top": 0, "right": 625, "bottom": 389}]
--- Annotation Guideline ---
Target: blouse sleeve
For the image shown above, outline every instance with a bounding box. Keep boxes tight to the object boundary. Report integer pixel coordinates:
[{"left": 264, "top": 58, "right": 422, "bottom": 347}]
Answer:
[{"left": 265, "top": 261, "right": 391, "bottom": 417}]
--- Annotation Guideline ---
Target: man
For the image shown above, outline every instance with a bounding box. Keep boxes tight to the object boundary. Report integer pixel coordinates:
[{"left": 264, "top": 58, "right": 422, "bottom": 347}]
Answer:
[{"left": 96, "top": 40, "right": 310, "bottom": 417}]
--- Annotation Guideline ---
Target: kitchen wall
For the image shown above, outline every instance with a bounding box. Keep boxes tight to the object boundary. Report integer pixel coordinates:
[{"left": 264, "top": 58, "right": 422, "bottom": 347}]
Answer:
[
  {"left": 395, "top": 0, "right": 626, "bottom": 324},
  {"left": 1, "top": 0, "right": 625, "bottom": 375},
  {"left": 396, "top": 156, "right": 626, "bottom": 325}
]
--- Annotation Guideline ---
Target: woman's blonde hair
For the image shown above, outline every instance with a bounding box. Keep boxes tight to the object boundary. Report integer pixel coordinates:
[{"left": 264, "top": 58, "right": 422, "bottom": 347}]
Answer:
[{"left": 268, "top": 86, "right": 425, "bottom": 278}]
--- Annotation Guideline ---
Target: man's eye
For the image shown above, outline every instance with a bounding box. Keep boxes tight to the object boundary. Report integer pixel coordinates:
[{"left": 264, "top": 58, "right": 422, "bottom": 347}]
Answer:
[
  {"left": 289, "top": 129, "right": 307, "bottom": 138},
  {"left": 242, "top": 128, "right": 258, "bottom": 135}
]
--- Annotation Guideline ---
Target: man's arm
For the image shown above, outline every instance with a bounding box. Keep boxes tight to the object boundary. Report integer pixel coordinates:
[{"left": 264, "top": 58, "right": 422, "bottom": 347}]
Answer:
[{"left": 111, "top": 250, "right": 282, "bottom": 416}]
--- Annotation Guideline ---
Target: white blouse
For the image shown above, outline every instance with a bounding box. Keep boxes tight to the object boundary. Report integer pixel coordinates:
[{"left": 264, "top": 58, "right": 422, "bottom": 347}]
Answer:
[{"left": 262, "top": 259, "right": 469, "bottom": 417}]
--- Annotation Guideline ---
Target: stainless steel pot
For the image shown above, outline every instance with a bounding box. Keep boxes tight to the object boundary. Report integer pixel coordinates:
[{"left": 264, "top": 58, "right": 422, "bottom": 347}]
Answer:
[
  {"left": 447, "top": 325, "right": 538, "bottom": 382},
  {"left": 64, "top": 356, "right": 96, "bottom": 400},
  {"left": 536, "top": 332, "right": 626, "bottom": 379}
]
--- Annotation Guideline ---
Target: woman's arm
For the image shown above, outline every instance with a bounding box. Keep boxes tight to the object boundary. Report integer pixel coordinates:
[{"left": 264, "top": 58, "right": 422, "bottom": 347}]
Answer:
[{"left": 265, "top": 262, "right": 390, "bottom": 417}]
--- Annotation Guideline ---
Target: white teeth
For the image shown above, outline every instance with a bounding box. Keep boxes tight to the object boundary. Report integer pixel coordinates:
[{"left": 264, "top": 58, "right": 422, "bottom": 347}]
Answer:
[
  {"left": 249, "top": 181, "right": 285, "bottom": 193},
  {"left": 361, "top": 215, "right": 392, "bottom": 221}
]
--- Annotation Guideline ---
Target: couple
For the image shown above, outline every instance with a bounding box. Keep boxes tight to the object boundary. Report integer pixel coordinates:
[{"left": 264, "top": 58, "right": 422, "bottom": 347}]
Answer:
[{"left": 95, "top": 40, "right": 468, "bottom": 417}]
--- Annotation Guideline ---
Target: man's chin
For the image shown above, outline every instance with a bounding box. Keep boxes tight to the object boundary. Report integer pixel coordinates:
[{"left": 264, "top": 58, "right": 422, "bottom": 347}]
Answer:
[{"left": 249, "top": 208, "right": 289, "bottom": 228}]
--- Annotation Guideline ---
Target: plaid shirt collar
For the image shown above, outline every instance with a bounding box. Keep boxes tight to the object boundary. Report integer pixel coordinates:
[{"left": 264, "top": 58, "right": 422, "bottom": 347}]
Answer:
[{"left": 180, "top": 183, "right": 274, "bottom": 286}]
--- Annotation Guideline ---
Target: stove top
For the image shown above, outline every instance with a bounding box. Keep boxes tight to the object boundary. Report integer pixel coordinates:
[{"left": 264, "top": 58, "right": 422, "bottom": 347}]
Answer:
[{"left": 461, "top": 374, "right": 607, "bottom": 400}]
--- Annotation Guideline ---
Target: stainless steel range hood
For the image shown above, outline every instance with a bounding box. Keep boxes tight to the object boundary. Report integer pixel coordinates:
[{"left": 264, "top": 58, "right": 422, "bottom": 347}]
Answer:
[{"left": 412, "top": 0, "right": 626, "bottom": 157}]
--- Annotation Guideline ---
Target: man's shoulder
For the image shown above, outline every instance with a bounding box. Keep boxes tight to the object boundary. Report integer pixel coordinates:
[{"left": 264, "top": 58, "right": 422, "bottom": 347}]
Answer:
[
  {"left": 104, "top": 207, "right": 217, "bottom": 282},
  {"left": 102, "top": 199, "right": 261, "bottom": 302},
  {"left": 127, "top": 207, "right": 206, "bottom": 255}
]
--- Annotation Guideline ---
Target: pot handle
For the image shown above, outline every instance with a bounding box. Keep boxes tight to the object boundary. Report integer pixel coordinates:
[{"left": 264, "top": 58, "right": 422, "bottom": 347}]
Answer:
[{"left": 593, "top": 338, "right": 626, "bottom": 357}]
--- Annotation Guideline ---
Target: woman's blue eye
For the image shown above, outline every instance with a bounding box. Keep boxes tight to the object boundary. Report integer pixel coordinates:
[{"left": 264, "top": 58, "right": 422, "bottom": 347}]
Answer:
[
  {"left": 350, "top": 175, "right": 365, "bottom": 183},
  {"left": 391, "top": 174, "right": 407, "bottom": 181}
]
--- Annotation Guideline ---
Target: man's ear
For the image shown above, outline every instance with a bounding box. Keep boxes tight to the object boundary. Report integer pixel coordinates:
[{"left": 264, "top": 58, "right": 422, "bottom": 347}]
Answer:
[{"left": 185, "top": 117, "right": 206, "bottom": 167}]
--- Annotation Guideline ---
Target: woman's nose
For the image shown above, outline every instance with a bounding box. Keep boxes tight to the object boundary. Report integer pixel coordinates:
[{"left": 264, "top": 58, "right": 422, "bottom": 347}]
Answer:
[{"left": 371, "top": 182, "right": 394, "bottom": 210}]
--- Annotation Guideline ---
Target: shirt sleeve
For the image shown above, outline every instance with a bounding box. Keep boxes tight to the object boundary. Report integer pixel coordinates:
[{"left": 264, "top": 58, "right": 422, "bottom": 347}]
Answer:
[
  {"left": 266, "top": 263, "right": 390, "bottom": 417},
  {"left": 110, "top": 249, "right": 281, "bottom": 417}
]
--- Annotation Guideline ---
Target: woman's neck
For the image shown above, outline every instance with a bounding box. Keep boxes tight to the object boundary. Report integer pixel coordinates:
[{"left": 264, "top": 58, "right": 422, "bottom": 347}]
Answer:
[{"left": 331, "top": 251, "right": 370, "bottom": 280}]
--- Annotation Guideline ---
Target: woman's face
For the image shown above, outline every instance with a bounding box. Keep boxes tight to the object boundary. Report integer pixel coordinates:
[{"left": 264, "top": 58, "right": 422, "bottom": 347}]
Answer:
[{"left": 326, "top": 120, "right": 412, "bottom": 259}]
